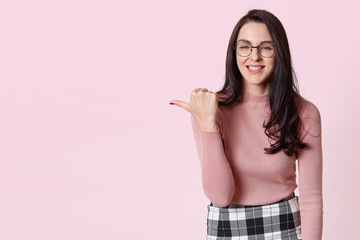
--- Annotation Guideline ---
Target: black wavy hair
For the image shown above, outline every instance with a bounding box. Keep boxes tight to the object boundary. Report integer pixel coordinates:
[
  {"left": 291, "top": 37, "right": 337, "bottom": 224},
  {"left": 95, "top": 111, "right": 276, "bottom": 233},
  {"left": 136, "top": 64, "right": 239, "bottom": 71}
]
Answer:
[{"left": 216, "top": 9, "right": 308, "bottom": 157}]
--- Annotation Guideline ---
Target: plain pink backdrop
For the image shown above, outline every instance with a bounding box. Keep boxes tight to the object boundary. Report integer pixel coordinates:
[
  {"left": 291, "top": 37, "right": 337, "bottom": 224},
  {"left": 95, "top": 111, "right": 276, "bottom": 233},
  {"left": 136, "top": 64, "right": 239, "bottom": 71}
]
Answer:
[{"left": 0, "top": 1, "right": 359, "bottom": 239}]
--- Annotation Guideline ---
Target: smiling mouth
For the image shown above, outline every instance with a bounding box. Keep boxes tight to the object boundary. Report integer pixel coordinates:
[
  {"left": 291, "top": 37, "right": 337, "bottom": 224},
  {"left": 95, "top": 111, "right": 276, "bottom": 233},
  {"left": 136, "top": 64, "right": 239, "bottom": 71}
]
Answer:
[{"left": 246, "top": 66, "right": 265, "bottom": 70}]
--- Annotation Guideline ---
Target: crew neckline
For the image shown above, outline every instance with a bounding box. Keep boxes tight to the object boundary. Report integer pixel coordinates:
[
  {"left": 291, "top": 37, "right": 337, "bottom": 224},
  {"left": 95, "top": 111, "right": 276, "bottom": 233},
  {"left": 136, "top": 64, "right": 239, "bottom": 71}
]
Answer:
[{"left": 241, "top": 88, "right": 269, "bottom": 103}]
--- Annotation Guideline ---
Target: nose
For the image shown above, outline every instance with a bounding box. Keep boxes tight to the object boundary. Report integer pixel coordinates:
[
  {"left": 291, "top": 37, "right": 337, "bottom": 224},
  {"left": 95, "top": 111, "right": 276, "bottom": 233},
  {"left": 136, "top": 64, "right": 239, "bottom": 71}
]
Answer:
[{"left": 249, "top": 47, "right": 261, "bottom": 61}]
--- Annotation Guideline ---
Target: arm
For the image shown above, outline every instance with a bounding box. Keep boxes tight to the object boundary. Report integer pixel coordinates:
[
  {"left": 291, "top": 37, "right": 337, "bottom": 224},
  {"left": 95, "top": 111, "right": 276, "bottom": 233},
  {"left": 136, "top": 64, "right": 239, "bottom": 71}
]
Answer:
[
  {"left": 190, "top": 113, "right": 236, "bottom": 207},
  {"left": 297, "top": 102, "right": 323, "bottom": 240}
]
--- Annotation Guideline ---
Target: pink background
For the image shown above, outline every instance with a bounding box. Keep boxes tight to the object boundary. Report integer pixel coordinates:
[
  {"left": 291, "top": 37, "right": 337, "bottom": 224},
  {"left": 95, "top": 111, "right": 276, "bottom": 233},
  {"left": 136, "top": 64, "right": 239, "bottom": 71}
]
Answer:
[{"left": 0, "top": 1, "right": 359, "bottom": 239}]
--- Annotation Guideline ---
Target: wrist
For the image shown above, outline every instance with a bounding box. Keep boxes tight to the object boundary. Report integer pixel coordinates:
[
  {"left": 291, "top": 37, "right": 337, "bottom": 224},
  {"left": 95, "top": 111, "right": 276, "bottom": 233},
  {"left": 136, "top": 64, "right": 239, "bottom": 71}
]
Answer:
[{"left": 199, "top": 121, "right": 219, "bottom": 132}]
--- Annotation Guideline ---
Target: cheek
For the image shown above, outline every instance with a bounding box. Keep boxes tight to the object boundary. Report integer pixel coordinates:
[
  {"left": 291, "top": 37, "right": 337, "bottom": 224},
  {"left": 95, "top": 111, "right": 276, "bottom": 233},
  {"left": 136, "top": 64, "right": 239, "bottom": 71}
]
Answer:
[
  {"left": 236, "top": 56, "right": 246, "bottom": 68},
  {"left": 266, "top": 60, "right": 275, "bottom": 73}
]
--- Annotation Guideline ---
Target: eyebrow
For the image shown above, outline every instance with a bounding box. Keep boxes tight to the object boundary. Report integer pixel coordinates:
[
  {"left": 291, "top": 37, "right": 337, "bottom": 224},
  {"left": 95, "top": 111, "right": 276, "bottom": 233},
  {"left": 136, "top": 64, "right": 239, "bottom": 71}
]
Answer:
[{"left": 237, "top": 39, "right": 274, "bottom": 44}]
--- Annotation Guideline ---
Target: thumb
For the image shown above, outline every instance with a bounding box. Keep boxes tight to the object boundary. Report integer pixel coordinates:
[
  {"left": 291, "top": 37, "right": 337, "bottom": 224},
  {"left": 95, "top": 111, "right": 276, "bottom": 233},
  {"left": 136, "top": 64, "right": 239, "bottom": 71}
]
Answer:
[{"left": 169, "top": 100, "right": 191, "bottom": 113}]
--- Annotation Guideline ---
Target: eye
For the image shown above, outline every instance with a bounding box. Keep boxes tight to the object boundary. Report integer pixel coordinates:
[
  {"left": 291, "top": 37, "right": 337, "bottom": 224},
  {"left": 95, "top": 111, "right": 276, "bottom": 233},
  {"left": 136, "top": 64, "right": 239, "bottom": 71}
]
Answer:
[
  {"left": 237, "top": 42, "right": 251, "bottom": 49},
  {"left": 260, "top": 44, "right": 274, "bottom": 50}
]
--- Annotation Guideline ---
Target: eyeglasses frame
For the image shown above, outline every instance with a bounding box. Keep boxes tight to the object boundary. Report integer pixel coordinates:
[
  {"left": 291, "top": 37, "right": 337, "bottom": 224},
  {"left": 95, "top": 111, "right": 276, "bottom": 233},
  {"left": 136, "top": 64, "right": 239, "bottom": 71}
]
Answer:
[{"left": 233, "top": 41, "right": 275, "bottom": 58}]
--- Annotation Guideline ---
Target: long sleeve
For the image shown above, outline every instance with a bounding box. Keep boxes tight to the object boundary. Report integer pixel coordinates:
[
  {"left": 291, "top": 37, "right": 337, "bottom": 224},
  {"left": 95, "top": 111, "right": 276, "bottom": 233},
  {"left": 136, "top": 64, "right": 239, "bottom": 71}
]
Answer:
[
  {"left": 297, "top": 102, "right": 323, "bottom": 240},
  {"left": 190, "top": 113, "right": 236, "bottom": 207}
]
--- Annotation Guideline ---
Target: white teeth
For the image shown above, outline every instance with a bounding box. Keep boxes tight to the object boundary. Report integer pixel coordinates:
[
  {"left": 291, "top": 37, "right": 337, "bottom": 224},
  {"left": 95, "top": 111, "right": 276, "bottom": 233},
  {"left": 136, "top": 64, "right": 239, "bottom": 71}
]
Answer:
[{"left": 248, "top": 66, "right": 263, "bottom": 70}]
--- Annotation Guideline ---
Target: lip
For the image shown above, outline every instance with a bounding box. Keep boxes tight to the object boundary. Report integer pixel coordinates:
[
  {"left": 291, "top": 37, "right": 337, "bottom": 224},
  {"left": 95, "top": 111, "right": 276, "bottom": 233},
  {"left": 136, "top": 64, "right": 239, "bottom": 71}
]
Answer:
[{"left": 246, "top": 65, "right": 265, "bottom": 74}]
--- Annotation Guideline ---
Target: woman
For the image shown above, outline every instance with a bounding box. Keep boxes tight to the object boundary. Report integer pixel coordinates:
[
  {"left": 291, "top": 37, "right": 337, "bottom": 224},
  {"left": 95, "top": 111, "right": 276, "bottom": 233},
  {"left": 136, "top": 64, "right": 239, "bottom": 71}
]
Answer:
[{"left": 170, "top": 9, "right": 323, "bottom": 240}]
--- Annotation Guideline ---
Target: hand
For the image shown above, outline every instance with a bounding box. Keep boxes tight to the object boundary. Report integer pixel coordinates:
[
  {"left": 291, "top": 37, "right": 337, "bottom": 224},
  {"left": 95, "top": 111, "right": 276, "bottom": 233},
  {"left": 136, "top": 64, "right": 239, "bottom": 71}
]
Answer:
[{"left": 170, "top": 88, "right": 219, "bottom": 131}]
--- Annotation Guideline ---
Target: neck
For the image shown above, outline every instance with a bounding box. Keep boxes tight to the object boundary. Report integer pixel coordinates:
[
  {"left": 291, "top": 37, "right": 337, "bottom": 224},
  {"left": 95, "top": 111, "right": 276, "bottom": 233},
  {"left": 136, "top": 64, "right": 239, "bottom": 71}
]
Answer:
[
  {"left": 242, "top": 87, "right": 269, "bottom": 103},
  {"left": 243, "top": 83, "right": 270, "bottom": 96}
]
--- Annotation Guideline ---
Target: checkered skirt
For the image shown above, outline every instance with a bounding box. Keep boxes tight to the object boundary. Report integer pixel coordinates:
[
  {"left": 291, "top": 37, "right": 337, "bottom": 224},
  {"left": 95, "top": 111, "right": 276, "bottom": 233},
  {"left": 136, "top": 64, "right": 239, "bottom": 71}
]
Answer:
[{"left": 207, "top": 194, "right": 302, "bottom": 240}]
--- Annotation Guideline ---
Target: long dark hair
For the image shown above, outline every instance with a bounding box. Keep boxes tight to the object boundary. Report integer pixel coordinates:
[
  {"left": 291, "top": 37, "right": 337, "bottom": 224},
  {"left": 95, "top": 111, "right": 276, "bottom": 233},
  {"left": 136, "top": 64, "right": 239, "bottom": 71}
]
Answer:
[{"left": 216, "top": 9, "right": 308, "bottom": 157}]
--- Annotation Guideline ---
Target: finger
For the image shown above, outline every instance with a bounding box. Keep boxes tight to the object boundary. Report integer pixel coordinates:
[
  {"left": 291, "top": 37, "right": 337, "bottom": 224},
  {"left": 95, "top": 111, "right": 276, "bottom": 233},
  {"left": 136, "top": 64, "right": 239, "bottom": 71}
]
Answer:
[
  {"left": 201, "top": 88, "right": 208, "bottom": 92},
  {"left": 169, "top": 100, "right": 190, "bottom": 113},
  {"left": 193, "top": 88, "right": 201, "bottom": 93},
  {"left": 209, "top": 91, "right": 218, "bottom": 96},
  {"left": 191, "top": 88, "right": 202, "bottom": 96}
]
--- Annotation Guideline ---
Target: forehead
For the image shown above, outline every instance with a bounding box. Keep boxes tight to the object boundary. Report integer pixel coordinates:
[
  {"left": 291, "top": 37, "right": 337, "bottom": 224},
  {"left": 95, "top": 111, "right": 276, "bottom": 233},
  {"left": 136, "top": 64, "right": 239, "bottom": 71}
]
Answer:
[{"left": 236, "top": 22, "right": 272, "bottom": 44}]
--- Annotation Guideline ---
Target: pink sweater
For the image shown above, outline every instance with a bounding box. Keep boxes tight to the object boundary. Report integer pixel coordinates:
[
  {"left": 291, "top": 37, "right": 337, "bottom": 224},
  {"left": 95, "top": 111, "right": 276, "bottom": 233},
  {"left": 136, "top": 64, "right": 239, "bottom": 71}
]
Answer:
[{"left": 190, "top": 89, "right": 323, "bottom": 240}]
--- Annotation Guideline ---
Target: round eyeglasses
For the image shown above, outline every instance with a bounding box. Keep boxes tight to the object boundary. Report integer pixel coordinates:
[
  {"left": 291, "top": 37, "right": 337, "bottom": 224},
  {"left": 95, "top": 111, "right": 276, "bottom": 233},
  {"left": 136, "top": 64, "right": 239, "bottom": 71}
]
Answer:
[{"left": 234, "top": 41, "right": 275, "bottom": 58}]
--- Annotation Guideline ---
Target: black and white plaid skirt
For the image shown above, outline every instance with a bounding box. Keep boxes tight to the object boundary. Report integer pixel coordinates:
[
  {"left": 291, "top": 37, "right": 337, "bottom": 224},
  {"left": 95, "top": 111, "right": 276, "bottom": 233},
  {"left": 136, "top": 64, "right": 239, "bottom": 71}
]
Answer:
[{"left": 207, "top": 192, "right": 301, "bottom": 240}]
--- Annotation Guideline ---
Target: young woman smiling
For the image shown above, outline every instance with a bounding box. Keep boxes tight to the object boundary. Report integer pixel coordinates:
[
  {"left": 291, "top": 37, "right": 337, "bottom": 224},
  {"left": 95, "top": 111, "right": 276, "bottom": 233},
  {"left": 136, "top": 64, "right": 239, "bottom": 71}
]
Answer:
[{"left": 170, "top": 9, "right": 323, "bottom": 240}]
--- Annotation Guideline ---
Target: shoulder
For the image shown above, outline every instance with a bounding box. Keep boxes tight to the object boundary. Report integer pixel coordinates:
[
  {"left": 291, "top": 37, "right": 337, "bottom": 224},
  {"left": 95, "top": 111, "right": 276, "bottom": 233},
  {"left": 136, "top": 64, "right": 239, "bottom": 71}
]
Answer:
[
  {"left": 295, "top": 96, "right": 322, "bottom": 138},
  {"left": 295, "top": 96, "right": 321, "bottom": 119}
]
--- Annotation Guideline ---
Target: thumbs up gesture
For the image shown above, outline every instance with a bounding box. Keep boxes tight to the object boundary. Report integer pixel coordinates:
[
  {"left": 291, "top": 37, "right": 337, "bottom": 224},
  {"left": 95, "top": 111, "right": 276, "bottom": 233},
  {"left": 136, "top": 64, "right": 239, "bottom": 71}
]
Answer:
[{"left": 170, "top": 88, "right": 219, "bottom": 132}]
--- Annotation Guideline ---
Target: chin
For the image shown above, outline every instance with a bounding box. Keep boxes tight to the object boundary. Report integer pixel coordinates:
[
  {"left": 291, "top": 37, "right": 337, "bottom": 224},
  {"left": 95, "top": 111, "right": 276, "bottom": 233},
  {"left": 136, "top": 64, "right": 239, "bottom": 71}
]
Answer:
[{"left": 245, "top": 77, "right": 268, "bottom": 85}]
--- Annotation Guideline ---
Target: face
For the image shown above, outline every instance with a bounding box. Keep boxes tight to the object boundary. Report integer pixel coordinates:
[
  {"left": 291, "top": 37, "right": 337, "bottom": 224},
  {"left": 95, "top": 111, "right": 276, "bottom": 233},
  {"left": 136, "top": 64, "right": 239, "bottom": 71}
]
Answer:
[{"left": 235, "top": 22, "right": 275, "bottom": 94}]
